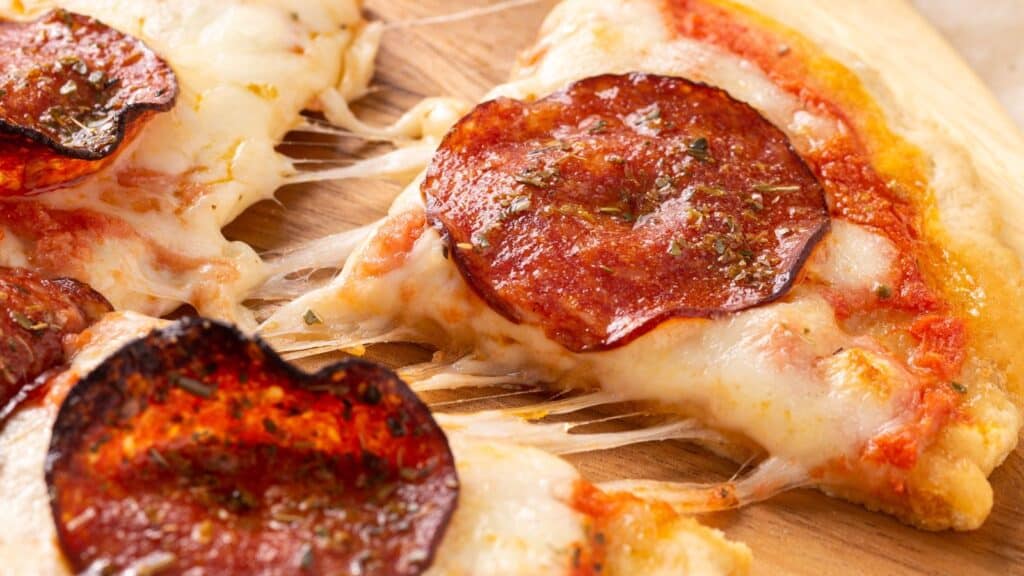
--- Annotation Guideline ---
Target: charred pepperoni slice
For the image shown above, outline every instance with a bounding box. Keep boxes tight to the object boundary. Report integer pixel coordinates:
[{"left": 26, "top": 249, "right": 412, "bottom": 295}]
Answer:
[
  {"left": 424, "top": 73, "right": 830, "bottom": 352},
  {"left": 0, "top": 9, "right": 177, "bottom": 195},
  {"left": 47, "top": 318, "right": 458, "bottom": 576},
  {"left": 0, "top": 267, "right": 110, "bottom": 422}
]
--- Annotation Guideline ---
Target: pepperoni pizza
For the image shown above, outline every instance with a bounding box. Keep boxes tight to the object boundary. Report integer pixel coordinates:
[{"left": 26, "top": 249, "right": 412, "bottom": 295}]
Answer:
[{"left": 2, "top": 0, "right": 1023, "bottom": 573}]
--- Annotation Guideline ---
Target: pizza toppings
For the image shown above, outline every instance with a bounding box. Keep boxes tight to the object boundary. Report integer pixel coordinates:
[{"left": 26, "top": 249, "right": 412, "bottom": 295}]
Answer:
[
  {"left": 0, "top": 9, "right": 177, "bottom": 195},
  {"left": 424, "top": 73, "right": 829, "bottom": 351},
  {"left": 0, "top": 267, "right": 110, "bottom": 422},
  {"left": 47, "top": 318, "right": 458, "bottom": 575}
]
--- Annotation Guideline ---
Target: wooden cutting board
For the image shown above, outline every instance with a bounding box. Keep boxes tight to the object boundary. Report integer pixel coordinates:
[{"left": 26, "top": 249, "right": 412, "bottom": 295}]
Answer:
[{"left": 225, "top": 1, "right": 1024, "bottom": 574}]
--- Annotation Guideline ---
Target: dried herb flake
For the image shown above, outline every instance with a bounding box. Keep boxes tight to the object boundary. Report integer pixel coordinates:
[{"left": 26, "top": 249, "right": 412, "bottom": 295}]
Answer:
[
  {"left": 687, "top": 137, "right": 712, "bottom": 162},
  {"left": 172, "top": 375, "right": 216, "bottom": 399},
  {"left": 303, "top": 309, "right": 323, "bottom": 326}
]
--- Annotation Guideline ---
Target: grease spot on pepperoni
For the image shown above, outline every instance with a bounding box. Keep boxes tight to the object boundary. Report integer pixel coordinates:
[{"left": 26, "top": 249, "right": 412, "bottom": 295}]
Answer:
[
  {"left": 424, "top": 73, "right": 829, "bottom": 352},
  {"left": 47, "top": 318, "right": 457, "bottom": 576},
  {"left": 358, "top": 210, "right": 427, "bottom": 278},
  {"left": 0, "top": 267, "right": 110, "bottom": 423},
  {"left": 0, "top": 9, "right": 177, "bottom": 195}
]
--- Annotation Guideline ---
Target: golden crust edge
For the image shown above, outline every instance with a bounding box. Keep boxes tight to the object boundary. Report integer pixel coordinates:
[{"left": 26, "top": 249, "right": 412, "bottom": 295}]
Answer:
[{"left": 724, "top": 0, "right": 1024, "bottom": 530}]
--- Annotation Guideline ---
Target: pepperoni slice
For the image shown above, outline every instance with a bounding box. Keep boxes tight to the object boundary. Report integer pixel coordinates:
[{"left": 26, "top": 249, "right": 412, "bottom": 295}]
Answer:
[
  {"left": 424, "top": 73, "right": 830, "bottom": 352},
  {"left": 0, "top": 267, "right": 110, "bottom": 422},
  {"left": 47, "top": 318, "right": 458, "bottom": 575},
  {"left": 0, "top": 9, "right": 177, "bottom": 195}
]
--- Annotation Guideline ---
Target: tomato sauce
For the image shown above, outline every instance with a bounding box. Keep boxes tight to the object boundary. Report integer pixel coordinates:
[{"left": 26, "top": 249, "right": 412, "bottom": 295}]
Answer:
[{"left": 662, "top": 0, "right": 968, "bottom": 470}]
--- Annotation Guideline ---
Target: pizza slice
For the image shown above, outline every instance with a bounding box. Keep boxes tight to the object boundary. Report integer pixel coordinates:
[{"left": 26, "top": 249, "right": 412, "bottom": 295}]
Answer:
[
  {"left": 0, "top": 312, "right": 750, "bottom": 576},
  {"left": 262, "top": 0, "right": 1024, "bottom": 530}
]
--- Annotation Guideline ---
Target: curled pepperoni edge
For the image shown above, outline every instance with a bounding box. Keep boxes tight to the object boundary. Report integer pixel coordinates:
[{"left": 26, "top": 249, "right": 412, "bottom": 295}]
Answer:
[
  {"left": 0, "top": 267, "right": 111, "bottom": 424},
  {"left": 425, "top": 73, "right": 831, "bottom": 352},
  {"left": 45, "top": 317, "right": 459, "bottom": 576},
  {"left": 0, "top": 9, "right": 178, "bottom": 162}
]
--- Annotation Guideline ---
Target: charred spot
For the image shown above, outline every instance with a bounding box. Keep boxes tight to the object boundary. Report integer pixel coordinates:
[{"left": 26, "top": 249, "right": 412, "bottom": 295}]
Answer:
[
  {"left": 386, "top": 413, "right": 409, "bottom": 438},
  {"left": 361, "top": 382, "right": 383, "bottom": 405}
]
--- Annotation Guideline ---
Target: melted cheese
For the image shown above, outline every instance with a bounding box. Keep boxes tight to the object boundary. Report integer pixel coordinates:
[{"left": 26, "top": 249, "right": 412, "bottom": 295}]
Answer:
[
  {"left": 427, "top": 438, "right": 585, "bottom": 575},
  {"left": 806, "top": 219, "right": 898, "bottom": 294},
  {"left": 263, "top": 0, "right": 902, "bottom": 469},
  {"left": 428, "top": 437, "right": 750, "bottom": 576},
  {"left": 505, "top": 0, "right": 838, "bottom": 154},
  {"left": 268, "top": 213, "right": 914, "bottom": 469},
  {"left": 0, "top": 0, "right": 370, "bottom": 326},
  {"left": 262, "top": 0, "right": 1023, "bottom": 530}
]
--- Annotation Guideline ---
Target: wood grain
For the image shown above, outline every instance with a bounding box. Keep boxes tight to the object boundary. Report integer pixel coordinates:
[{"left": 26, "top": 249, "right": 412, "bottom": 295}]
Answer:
[{"left": 225, "top": 1, "right": 1024, "bottom": 574}]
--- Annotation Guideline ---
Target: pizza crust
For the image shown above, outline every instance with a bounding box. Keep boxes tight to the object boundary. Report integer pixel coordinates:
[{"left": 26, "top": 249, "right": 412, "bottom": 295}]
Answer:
[{"left": 913, "top": 0, "right": 1024, "bottom": 129}]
